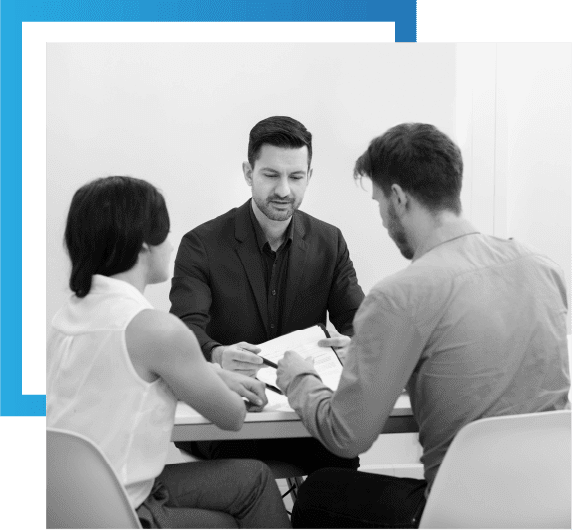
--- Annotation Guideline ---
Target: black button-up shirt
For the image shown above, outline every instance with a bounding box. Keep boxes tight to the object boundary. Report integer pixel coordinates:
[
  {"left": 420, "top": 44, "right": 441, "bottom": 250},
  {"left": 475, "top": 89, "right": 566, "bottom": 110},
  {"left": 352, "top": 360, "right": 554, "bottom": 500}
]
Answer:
[{"left": 249, "top": 202, "right": 294, "bottom": 339}]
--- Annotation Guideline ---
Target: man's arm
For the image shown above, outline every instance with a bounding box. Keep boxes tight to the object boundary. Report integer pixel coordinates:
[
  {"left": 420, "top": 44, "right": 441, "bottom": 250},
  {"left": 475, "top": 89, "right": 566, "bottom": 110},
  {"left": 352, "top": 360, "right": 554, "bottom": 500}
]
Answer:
[
  {"left": 169, "top": 231, "right": 265, "bottom": 374},
  {"left": 277, "top": 292, "right": 422, "bottom": 458},
  {"left": 327, "top": 229, "right": 365, "bottom": 336},
  {"left": 169, "top": 231, "right": 220, "bottom": 360}
]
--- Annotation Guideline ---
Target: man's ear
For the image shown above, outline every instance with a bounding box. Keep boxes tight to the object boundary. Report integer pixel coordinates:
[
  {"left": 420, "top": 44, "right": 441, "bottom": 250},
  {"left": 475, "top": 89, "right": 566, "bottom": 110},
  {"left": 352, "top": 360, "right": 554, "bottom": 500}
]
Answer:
[
  {"left": 307, "top": 167, "right": 313, "bottom": 183},
  {"left": 391, "top": 184, "right": 409, "bottom": 212},
  {"left": 242, "top": 161, "right": 253, "bottom": 186}
]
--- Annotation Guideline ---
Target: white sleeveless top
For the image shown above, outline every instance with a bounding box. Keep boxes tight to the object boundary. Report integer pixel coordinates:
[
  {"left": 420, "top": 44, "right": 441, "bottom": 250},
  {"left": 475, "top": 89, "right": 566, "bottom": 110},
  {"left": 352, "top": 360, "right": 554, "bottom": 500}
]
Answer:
[{"left": 47, "top": 275, "right": 177, "bottom": 508}]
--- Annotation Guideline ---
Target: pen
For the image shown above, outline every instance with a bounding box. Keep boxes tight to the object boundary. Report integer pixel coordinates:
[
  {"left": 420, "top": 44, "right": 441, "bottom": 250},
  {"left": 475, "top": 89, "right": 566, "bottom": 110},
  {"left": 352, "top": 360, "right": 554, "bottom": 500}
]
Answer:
[
  {"left": 319, "top": 325, "right": 341, "bottom": 358},
  {"left": 265, "top": 383, "right": 283, "bottom": 395},
  {"left": 260, "top": 356, "right": 278, "bottom": 369}
]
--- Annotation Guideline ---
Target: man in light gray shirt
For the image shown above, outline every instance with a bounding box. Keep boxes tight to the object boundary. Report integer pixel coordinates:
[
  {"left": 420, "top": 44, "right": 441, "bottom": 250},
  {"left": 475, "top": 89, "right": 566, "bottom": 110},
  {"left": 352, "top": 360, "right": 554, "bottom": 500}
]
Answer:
[{"left": 276, "top": 123, "right": 570, "bottom": 529}]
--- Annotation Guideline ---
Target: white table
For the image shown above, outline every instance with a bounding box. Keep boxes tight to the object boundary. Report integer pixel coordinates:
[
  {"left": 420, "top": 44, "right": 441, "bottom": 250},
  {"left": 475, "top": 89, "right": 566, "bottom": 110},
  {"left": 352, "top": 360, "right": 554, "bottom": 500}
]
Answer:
[{"left": 172, "top": 394, "right": 416, "bottom": 442}]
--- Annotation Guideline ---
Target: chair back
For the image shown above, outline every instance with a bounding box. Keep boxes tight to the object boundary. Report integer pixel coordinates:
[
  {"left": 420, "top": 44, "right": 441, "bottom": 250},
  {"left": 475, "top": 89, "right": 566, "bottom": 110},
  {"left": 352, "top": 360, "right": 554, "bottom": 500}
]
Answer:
[
  {"left": 47, "top": 428, "right": 142, "bottom": 528},
  {"left": 566, "top": 335, "right": 572, "bottom": 401},
  {"left": 419, "top": 410, "right": 571, "bottom": 529}
]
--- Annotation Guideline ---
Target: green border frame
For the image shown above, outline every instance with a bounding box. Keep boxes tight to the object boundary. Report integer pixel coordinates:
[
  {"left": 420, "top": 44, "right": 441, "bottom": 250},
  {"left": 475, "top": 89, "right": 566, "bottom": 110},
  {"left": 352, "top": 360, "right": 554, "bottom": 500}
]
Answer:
[{"left": 22, "top": 22, "right": 395, "bottom": 394}]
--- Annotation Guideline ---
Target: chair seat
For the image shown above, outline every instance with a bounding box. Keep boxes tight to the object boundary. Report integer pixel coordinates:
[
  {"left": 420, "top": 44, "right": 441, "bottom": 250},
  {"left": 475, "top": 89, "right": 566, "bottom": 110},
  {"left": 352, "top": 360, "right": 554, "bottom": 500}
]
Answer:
[
  {"left": 48, "top": 431, "right": 240, "bottom": 529},
  {"left": 48, "top": 429, "right": 142, "bottom": 528}
]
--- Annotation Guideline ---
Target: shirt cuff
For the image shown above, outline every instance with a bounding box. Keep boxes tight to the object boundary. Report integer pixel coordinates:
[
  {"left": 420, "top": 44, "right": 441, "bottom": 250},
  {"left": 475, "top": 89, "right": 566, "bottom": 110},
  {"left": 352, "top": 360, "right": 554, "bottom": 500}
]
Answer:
[
  {"left": 203, "top": 341, "right": 222, "bottom": 363},
  {"left": 285, "top": 371, "right": 333, "bottom": 421},
  {"left": 280, "top": 367, "right": 322, "bottom": 396}
]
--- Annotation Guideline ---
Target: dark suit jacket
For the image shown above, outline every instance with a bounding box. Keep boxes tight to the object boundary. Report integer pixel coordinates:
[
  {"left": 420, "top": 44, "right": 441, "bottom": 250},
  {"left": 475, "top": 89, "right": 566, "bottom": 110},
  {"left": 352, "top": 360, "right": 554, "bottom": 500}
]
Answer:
[{"left": 169, "top": 199, "right": 365, "bottom": 361}]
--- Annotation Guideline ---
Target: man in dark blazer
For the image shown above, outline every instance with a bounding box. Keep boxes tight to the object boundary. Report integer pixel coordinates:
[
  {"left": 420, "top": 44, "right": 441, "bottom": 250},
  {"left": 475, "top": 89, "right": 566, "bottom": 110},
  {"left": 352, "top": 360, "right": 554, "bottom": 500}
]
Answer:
[{"left": 170, "top": 116, "right": 365, "bottom": 471}]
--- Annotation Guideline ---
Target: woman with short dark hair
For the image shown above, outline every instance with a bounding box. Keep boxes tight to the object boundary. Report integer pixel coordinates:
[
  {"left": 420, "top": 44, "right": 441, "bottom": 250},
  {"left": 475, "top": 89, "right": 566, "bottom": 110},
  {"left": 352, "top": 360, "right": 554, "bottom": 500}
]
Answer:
[{"left": 47, "top": 175, "right": 290, "bottom": 528}]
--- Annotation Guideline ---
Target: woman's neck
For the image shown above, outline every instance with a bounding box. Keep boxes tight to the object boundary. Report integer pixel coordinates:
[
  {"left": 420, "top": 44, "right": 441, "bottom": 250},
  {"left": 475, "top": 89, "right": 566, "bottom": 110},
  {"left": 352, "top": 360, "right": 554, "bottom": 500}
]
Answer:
[{"left": 109, "top": 267, "right": 147, "bottom": 294}]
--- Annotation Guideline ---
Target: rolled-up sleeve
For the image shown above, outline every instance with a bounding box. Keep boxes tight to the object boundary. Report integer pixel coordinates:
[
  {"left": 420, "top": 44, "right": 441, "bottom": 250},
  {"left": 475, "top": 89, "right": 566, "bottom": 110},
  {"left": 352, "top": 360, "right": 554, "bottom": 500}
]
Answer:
[{"left": 285, "top": 291, "right": 423, "bottom": 458}]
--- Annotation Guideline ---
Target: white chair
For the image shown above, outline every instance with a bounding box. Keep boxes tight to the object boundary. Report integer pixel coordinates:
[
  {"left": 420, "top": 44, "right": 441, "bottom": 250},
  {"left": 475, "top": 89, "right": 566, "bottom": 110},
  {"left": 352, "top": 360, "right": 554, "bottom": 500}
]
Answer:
[
  {"left": 566, "top": 335, "right": 572, "bottom": 401},
  {"left": 47, "top": 428, "right": 142, "bottom": 529},
  {"left": 47, "top": 429, "right": 239, "bottom": 529},
  {"left": 419, "top": 410, "right": 571, "bottom": 529}
]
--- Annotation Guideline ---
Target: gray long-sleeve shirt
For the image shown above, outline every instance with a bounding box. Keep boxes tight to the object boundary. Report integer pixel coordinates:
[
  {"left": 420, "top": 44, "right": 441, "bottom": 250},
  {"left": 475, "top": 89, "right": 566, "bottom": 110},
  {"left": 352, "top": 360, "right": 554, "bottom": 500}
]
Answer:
[{"left": 282, "top": 233, "right": 570, "bottom": 490}]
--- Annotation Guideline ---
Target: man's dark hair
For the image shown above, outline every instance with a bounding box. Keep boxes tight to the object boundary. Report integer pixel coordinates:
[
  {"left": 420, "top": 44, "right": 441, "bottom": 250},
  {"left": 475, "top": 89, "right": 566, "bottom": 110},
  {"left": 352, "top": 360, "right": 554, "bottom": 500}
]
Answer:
[
  {"left": 247, "top": 116, "right": 312, "bottom": 168},
  {"left": 354, "top": 123, "right": 463, "bottom": 214},
  {"left": 64, "top": 175, "right": 170, "bottom": 298}
]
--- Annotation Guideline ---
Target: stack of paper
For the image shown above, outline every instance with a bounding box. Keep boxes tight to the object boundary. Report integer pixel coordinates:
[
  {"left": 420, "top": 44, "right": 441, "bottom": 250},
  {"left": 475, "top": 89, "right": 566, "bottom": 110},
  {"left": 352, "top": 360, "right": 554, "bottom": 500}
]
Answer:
[{"left": 256, "top": 325, "right": 343, "bottom": 391}]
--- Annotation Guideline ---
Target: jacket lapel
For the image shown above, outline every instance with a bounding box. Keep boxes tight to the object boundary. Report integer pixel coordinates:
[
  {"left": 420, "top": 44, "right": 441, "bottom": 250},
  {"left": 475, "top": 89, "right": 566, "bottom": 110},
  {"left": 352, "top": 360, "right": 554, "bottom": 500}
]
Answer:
[
  {"left": 283, "top": 212, "right": 308, "bottom": 326},
  {"left": 234, "top": 200, "right": 269, "bottom": 334}
]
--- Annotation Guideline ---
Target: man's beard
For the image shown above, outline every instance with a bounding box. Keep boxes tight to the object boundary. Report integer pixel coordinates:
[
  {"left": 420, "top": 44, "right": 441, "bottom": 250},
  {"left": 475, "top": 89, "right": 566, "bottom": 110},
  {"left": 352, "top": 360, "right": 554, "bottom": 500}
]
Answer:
[
  {"left": 254, "top": 196, "right": 299, "bottom": 222},
  {"left": 387, "top": 203, "right": 414, "bottom": 260}
]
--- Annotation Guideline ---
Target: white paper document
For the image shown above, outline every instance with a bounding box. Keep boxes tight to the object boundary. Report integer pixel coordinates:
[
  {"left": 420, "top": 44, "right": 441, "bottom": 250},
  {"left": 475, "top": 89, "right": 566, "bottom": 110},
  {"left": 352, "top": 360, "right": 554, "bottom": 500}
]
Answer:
[
  {"left": 256, "top": 325, "right": 343, "bottom": 391},
  {"left": 263, "top": 388, "right": 294, "bottom": 411}
]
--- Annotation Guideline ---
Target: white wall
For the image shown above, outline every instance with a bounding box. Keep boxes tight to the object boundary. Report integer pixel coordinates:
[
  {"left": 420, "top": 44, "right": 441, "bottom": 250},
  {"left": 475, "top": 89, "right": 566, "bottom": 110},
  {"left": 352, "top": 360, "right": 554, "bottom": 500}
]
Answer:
[
  {"left": 455, "top": 43, "right": 572, "bottom": 331},
  {"left": 498, "top": 44, "right": 571, "bottom": 330},
  {"left": 47, "top": 42, "right": 456, "bottom": 323}
]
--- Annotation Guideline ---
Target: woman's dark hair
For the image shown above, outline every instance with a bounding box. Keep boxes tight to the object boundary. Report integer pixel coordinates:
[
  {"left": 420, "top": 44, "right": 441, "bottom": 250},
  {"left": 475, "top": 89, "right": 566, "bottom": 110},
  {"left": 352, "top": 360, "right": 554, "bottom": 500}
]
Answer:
[
  {"left": 247, "top": 116, "right": 313, "bottom": 169},
  {"left": 354, "top": 123, "right": 463, "bottom": 214},
  {"left": 64, "top": 175, "right": 170, "bottom": 297}
]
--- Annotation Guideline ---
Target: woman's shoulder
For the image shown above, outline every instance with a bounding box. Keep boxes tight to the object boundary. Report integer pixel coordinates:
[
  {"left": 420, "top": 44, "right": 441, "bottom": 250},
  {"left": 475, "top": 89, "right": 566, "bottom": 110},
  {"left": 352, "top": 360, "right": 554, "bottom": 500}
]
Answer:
[
  {"left": 129, "top": 306, "right": 198, "bottom": 345},
  {"left": 126, "top": 309, "right": 201, "bottom": 379},
  {"left": 127, "top": 309, "right": 193, "bottom": 350},
  {"left": 128, "top": 309, "right": 187, "bottom": 333}
]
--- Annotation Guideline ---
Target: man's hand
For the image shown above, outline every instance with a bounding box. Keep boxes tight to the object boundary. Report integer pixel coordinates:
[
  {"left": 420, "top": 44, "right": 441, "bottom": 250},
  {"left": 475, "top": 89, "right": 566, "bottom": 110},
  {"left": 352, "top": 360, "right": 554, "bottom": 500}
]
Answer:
[
  {"left": 318, "top": 335, "right": 351, "bottom": 365},
  {"left": 276, "top": 350, "right": 316, "bottom": 394},
  {"left": 212, "top": 342, "right": 263, "bottom": 376},
  {"left": 216, "top": 369, "right": 268, "bottom": 412}
]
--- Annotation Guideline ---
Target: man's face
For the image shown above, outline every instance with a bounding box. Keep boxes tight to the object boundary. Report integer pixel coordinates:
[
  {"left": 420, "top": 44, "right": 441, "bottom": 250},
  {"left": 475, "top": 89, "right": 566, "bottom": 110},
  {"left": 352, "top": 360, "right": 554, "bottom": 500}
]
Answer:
[
  {"left": 244, "top": 144, "right": 312, "bottom": 222},
  {"left": 372, "top": 182, "right": 414, "bottom": 260}
]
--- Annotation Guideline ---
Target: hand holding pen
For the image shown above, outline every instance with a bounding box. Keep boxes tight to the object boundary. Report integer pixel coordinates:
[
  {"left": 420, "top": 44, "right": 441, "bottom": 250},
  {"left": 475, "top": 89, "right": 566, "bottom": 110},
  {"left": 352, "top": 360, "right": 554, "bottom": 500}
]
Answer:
[
  {"left": 256, "top": 356, "right": 283, "bottom": 394},
  {"left": 211, "top": 342, "right": 263, "bottom": 376},
  {"left": 260, "top": 357, "right": 278, "bottom": 369}
]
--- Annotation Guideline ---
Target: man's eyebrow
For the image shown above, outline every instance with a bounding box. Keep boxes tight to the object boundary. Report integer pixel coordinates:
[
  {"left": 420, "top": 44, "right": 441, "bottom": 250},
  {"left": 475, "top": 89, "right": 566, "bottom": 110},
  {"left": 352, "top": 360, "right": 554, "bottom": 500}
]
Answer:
[{"left": 259, "top": 167, "right": 307, "bottom": 175}]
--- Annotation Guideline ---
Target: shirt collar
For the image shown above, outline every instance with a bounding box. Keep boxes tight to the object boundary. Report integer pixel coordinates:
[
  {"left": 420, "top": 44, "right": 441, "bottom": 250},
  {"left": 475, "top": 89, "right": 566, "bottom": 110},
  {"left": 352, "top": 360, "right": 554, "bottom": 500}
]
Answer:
[{"left": 90, "top": 274, "right": 153, "bottom": 308}]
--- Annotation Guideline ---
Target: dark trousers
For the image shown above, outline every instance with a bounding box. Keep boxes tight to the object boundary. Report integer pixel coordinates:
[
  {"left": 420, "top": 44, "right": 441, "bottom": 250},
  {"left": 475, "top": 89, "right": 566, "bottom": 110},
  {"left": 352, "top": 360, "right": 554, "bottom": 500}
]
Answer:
[
  {"left": 291, "top": 468, "right": 427, "bottom": 528},
  {"left": 136, "top": 459, "right": 291, "bottom": 528},
  {"left": 175, "top": 438, "right": 360, "bottom": 474}
]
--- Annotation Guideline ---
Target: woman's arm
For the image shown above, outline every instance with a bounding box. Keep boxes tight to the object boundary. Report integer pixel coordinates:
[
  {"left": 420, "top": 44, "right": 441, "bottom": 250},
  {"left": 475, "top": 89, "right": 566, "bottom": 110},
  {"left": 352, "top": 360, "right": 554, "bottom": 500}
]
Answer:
[{"left": 126, "top": 309, "right": 248, "bottom": 430}]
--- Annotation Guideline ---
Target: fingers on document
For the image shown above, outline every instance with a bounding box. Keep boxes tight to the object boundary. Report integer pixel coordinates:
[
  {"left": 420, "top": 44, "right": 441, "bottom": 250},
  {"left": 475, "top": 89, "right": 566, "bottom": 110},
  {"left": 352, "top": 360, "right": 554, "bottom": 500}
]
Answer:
[
  {"left": 240, "top": 386, "right": 266, "bottom": 407},
  {"left": 318, "top": 337, "right": 349, "bottom": 348},
  {"left": 236, "top": 341, "right": 262, "bottom": 353},
  {"left": 234, "top": 348, "right": 263, "bottom": 364},
  {"left": 245, "top": 401, "right": 265, "bottom": 412},
  {"left": 234, "top": 368, "right": 259, "bottom": 377}
]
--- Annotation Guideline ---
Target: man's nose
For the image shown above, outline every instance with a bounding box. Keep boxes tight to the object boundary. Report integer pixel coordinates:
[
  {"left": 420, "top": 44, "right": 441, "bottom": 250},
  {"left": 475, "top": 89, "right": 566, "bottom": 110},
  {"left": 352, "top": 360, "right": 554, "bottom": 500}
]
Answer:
[{"left": 275, "top": 176, "right": 291, "bottom": 198}]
